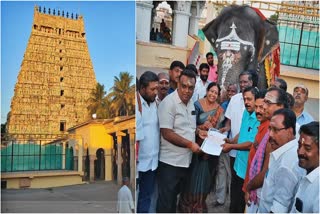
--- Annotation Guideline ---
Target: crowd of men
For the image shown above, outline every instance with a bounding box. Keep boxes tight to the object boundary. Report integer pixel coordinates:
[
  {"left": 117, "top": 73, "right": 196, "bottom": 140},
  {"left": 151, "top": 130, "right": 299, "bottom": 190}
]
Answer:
[{"left": 135, "top": 52, "right": 318, "bottom": 213}]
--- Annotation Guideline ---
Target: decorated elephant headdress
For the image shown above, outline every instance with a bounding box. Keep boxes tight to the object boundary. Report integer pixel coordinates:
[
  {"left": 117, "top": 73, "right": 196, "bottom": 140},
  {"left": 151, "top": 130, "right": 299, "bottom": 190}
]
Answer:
[{"left": 203, "top": 5, "right": 280, "bottom": 91}]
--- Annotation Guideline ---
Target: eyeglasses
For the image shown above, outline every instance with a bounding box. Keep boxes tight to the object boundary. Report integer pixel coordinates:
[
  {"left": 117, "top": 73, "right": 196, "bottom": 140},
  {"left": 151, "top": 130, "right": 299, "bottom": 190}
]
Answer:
[{"left": 268, "top": 126, "right": 287, "bottom": 133}]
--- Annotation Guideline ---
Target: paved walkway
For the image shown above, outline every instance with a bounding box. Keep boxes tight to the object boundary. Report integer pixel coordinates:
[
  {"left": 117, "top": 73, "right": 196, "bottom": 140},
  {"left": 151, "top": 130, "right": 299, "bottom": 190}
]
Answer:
[
  {"left": 1, "top": 181, "right": 133, "bottom": 213},
  {"left": 207, "top": 190, "right": 230, "bottom": 213}
]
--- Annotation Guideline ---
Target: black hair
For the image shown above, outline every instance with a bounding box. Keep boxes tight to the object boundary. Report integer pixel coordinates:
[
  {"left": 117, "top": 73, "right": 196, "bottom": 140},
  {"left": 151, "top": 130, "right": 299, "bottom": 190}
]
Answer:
[
  {"left": 275, "top": 78, "right": 287, "bottom": 92},
  {"left": 239, "top": 70, "right": 258, "bottom": 87},
  {"left": 243, "top": 86, "right": 259, "bottom": 98},
  {"left": 273, "top": 108, "right": 296, "bottom": 136},
  {"left": 239, "top": 70, "right": 251, "bottom": 79},
  {"left": 299, "top": 121, "right": 319, "bottom": 148},
  {"left": 136, "top": 77, "right": 140, "bottom": 91},
  {"left": 266, "top": 87, "right": 289, "bottom": 109},
  {"left": 179, "top": 69, "right": 196, "bottom": 82},
  {"left": 286, "top": 92, "right": 295, "bottom": 109},
  {"left": 186, "top": 64, "right": 198, "bottom": 76},
  {"left": 207, "top": 82, "right": 221, "bottom": 95},
  {"left": 248, "top": 70, "right": 259, "bottom": 87},
  {"left": 206, "top": 52, "right": 214, "bottom": 58},
  {"left": 139, "top": 71, "right": 159, "bottom": 89},
  {"left": 170, "top": 60, "right": 185, "bottom": 70},
  {"left": 255, "top": 89, "right": 267, "bottom": 100},
  {"left": 199, "top": 63, "right": 210, "bottom": 71}
]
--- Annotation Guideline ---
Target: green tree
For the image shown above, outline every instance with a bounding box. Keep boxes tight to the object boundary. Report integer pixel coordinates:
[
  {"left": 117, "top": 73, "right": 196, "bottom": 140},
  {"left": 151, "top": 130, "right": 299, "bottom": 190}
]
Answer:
[
  {"left": 87, "top": 83, "right": 111, "bottom": 119},
  {"left": 108, "top": 72, "right": 135, "bottom": 116},
  {"left": 269, "top": 12, "right": 279, "bottom": 24}
]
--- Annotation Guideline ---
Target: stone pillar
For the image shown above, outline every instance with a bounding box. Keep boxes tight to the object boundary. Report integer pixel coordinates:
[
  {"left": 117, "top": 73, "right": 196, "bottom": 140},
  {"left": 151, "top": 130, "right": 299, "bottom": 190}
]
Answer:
[
  {"left": 89, "top": 154, "right": 96, "bottom": 182},
  {"left": 62, "top": 141, "right": 66, "bottom": 169},
  {"left": 73, "top": 156, "right": 78, "bottom": 171},
  {"left": 151, "top": 8, "right": 157, "bottom": 30},
  {"left": 136, "top": 1, "right": 153, "bottom": 42},
  {"left": 172, "top": 2, "right": 191, "bottom": 48},
  {"left": 77, "top": 140, "right": 83, "bottom": 174},
  {"left": 105, "top": 148, "right": 112, "bottom": 181},
  {"left": 128, "top": 128, "right": 136, "bottom": 188},
  {"left": 189, "top": 15, "right": 200, "bottom": 36},
  {"left": 189, "top": 1, "right": 205, "bottom": 37},
  {"left": 116, "top": 131, "right": 126, "bottom": 185}
]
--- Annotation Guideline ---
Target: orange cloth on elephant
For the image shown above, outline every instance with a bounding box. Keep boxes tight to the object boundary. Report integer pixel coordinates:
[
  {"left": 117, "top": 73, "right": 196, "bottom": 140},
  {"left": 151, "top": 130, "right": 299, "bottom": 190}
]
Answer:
[
  {"left": 242, "top": 120, "right": 270, "bottom": 193},
  {"left": 272, "top": 46, "right": 280, "bottom": 77}
]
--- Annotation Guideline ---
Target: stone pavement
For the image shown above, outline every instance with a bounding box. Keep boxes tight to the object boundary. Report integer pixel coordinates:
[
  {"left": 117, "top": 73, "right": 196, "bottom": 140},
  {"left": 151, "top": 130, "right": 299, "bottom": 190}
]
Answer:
[
  {"left": 1, "top": 181, "right": 133, "bottom": 213},
  {"left": 207, "top": 189, "right": 230, "bottom": 213}
]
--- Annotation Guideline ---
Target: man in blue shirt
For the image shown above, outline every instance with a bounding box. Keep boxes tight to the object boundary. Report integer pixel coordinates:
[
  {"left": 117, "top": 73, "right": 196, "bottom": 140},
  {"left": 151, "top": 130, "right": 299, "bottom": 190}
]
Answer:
[
  {"left": 222, "top": 86, "right": 260, "bottom": 213},
  {"left": 292, "top": 84, "right": 314, "bottom": 125}
]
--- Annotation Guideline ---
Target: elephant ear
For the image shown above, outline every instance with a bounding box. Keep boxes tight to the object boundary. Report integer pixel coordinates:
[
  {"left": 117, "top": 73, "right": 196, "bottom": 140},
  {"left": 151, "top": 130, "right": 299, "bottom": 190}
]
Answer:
[
  {"left": 202, "top": 6, "right": 233, "bottom": 48},
  {"left": 202, "top": 18, "right": 218, "bottom": 48},
  {"left": 258, "top": 20, "right": 279, "bottom": 63}
]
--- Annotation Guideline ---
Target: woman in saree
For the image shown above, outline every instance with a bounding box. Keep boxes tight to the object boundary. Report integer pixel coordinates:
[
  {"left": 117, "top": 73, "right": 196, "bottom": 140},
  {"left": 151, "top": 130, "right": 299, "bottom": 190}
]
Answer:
[{"left": 178, "top": 82, "right": 225, "bottom": 213}]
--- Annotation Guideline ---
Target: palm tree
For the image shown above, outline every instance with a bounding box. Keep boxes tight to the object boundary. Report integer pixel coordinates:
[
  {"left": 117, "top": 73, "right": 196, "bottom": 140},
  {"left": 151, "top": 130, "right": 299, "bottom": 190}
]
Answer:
[
  {"left": 108, "top": 72, "right": 135, "bottom": 116},
  {"left": 87, "top": 83, "right": 111, "bottom": 119}
]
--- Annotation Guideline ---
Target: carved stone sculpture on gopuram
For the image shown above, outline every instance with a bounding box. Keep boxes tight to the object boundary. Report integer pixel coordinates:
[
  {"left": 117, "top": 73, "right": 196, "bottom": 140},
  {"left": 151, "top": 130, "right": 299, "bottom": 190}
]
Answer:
[{"left": 7, "top": 6, "right": 96, "bottom": 139}]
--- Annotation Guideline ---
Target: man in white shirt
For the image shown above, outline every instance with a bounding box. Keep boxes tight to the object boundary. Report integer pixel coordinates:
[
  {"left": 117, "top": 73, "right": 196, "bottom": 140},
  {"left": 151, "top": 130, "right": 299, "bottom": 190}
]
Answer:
[
  {"left": 136, "top": 71, "right": 160, "bottom": 213},
  {"left": 192, "top": 63, "right": 211, "bottom": 102},
  {"left": 157, "top": 69, "right": 200, "bottom": 213},
  {"left": 243, "top": 87, "right": 301, "bottom": 212},
  {"left": 258, "top": 109, "right": 306, "bottom": 213},
  {"left": 117, "top": 177, "right": 134, "bottom": 213},
  {"left": 219, "top": 70, "right": 255, "bottom": 210},
  {"left": 291, "top": 121, "right": 319, "bottom": 213}
]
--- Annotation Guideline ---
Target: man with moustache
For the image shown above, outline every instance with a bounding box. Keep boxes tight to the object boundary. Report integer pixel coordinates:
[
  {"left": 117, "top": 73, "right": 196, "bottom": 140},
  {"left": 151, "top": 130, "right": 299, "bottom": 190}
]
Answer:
[
  {"left": 241, "top": 89, "right": 269, "bottom": 213},
  {"left": 157, "top": 69, "right": 200, "bottom": 213},
  {"left": 221, "top": 86, "right": 260, "bottom": 213},
  {"left": 168, "top": 60, "right": 185, "bottom": 94},
  {"left": 156, "top": 72, "right": 170, "bottom": 105},
  {"left": 206, "top": 52, "right": 218, "bottom": 83},
  {"left": 192, "top": 63, "right": 211, "bottom": 102},
  {"left": 137, "top": 71, "right": 160, "bottom": 213},
  {"left": 242, "top": 87, "right": 298, "bottom": 211},
  {"left": 291, "top": 121, "right": 319, "bottom": 213},
  {"left": 258, "top": 109, "right": 306, "bottom": 213},
  {"left": 292, "top": 84, "right": 314, "bottom": 125}
]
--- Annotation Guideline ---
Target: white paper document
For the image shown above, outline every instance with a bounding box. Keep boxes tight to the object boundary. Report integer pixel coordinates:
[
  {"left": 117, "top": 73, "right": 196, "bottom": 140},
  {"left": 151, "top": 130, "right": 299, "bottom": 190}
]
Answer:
[{"left": 200, "top": 129, "right": 227, "bottom": 156}]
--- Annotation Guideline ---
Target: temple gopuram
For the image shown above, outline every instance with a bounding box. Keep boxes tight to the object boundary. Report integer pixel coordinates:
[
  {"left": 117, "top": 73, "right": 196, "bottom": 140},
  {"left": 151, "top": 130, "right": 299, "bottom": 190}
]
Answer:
[
  {"left": 2, "top": 6, "right": 135, "bottom": 189},
  {"left": 7, "top": 6, "right": 96, "bottom": 138}
]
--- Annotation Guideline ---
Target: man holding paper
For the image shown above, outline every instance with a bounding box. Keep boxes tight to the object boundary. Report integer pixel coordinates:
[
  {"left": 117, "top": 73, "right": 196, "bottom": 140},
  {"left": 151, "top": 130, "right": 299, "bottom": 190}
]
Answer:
[
  {"left": 156, "top": 69, "right": 200, "bottom": 213},
  {"left": 221, "top": 86, "right": 260, "bottom": 213}
]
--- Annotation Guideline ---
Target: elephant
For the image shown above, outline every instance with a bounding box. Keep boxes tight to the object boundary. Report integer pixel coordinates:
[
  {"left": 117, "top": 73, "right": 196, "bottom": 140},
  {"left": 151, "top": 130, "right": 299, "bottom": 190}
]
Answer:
[{"left": 202, "top": 5, "right": 280, "bottom": 91}]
